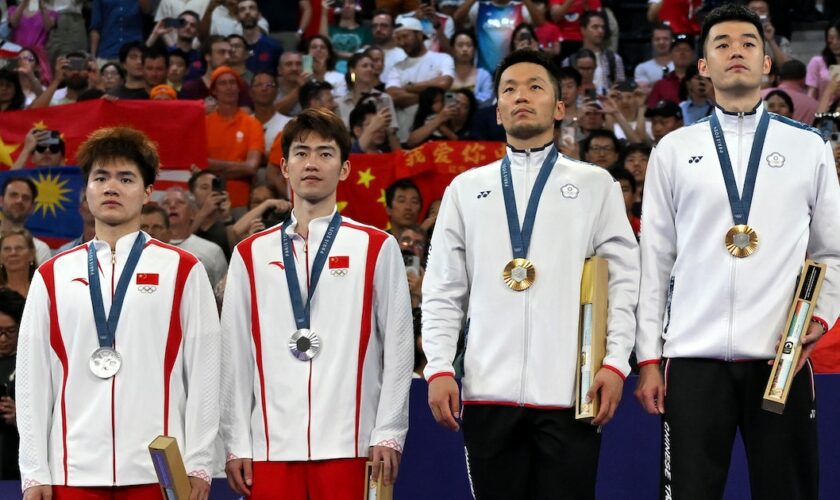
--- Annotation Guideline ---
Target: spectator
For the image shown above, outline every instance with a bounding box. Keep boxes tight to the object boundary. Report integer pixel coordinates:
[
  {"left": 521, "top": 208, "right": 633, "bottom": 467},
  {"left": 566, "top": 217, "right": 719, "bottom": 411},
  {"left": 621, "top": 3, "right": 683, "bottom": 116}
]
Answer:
[
  {"left": 548, "top": 0, "right": 601, "bottom": 60},
  {"left": 256, "top": 0, "right": 311, "bottom": 51},
  {"left": 56, "top": 192, "right": 95, "bottom": 252},
  {"left": 302, "top": 34, "right": 347, "bottom": 97},
  {"left": 139, "top": 202, "right": 172, "bottom": 242},
  {"left": 761, "top": 59, "right": 819, "bottom": 125},
  {"left": 678, "top": 64, "right": 714, "bottom": 125},
  {"left": 387, "top": 18, "right": 455, "bottom": 141},
  {"left": 45, "top": 0, "right": 86, "bottom": 69},
  {"left": 0, "top": 68, "right": 25, "bottom": 111},
  {"left": 154, "top": 0, "right": 209, "bottom": 46},
  {"left": 99, "top": 61, "right": 125, "bottom": 94},
  {"left": 338, "top": 52, "right": 398, "bottom": 131},
  {"left": 226, "top": 182, "right": 291, "bottom": 240},
  {"left": 634, "top": 23, "right": 674, "bottom": 89},
  {"left": 450, "top": 29, "right": 493, "bottom": 107},
  {"left": 250, "top": 71, "right": 291, "bottom": 156},
  {"left": 187, "top": 171, "right": 236, "bottom": 255},
  {"left": 647, "top": 0, "right": 701, "bottom": 36},
  {"left": 275, "top": 51, "right": 306, "bottom": 117},
  {"left": 564, "top": 10, "right": 624, "bottom": 94},
  {"left": 557, "top": 66, "right": 583, "bottom": 127},
  {"left": 396, "top": 1, "right": 455, "bottom": 54},
  {"left": 510, "top": 22, "right": 540, "bottom": 52},
  {"left": 454, "top": 0, "right": 541, "bottom": 73},
  {"left": 385, "top": 178, "right": 422, "bottom": 236},
  {"left": 11, "top": 127, "right": 65, "bottom": 169},
  {"left": 407, "top": 86, "right": 457, "bottom": 147},
  {"left": 149, "top": 83, "right": 178, "bottom": 99},
  {"left": 239, "top": 0, "right": 283, "bottom": 75},
  {"left": 180, "top": 35, "right": 253, "bottom": 108},
  {"left": 581, "top": 128, "right": 620, "bottom": 169},
  {"left": 577, "top": 95, "right": 607, "bottom": 138},
  {"left": 161, "top": 188, "right": 228, "bottom": 286},
  {"left": 529, "top": 0, "right": 562, "bottom": 56},
  {"left": 0, "top": 177, "right": 51, "bottom": 264},
  {"left": 0, "top": 287, "right": 24, "bottom": 480},
  {"left": 320, "top": 0, "right": 373, "bottom": 62},
  {"left": 398, "top": 224, "right": 428, "bottom": 309},
  {"left": 7, "top": 0, "right": 56, "bottom": 78},
  {"left": 349, "top": 100, "right": 401, "bottom": 153},
  {"left": 747, "top": 0, "right": 791, "bottom": 65},
  {"left": 611, "top": 168, "right": 640, "bottom": 239},
  {"left": 199, "top": 0, "right": 269, "bottom": 39},
  {"left": 623, "top": 142, "right": 650, "bottom": 211},
  {"left": 226, "top": 34, "right": 253, "bottom": 84},
  {"left": 764, "top": 88, "right": 794, "bottom": 118},
  {"left": 0, "top": 229, "right": 37, "bottom": 297},
  {"left": 645, "top": 99, "right": 683, "bottom": 144},
  {"left": 110, "top": 42, "right": 147, "bottom": 98},
  {"left": 89, "top": 0, "right": 150, "bottom": 63},
  {"left": 14, "top": 49, "right": 46, "bottom": 106},
  {"left": 115, "top": 46, "right": 169, "bottom": 99},
  {"left": 148, "top": 11, "right": 203, "bottom": 81},
  {"left": 299, "top": 79, "right": 338, "bottom": 112},
  {"left": 371, "top": 9, "right": 406, "bottom": 78},
  {"left": 599, "top": 81, "right": 645, "bottom": 143},
  {"left": 166, "top": 48, "right": 189, "bottom": 91},
  {"left": 806, "top": 20, "right": 840, "bottom": 101},
  {"left": 206, "top": 66, "right": 264, "bottom": 209},
  {"left": 29, "top": 51, "right": 93, "bottom": 108},
  {"left": 363, "top": 46, "right": 387, "bottom": 90},
  {"left": 648, "top": 34, "right": 695, "bottom": 107},
  {"left": 569, "top": 48, "right": 597, "bottom": 95}
]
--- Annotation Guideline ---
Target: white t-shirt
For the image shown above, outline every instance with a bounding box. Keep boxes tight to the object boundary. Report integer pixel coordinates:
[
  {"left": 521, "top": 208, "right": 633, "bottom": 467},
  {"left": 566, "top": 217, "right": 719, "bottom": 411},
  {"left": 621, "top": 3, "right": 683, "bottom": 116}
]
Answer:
[
  {"left": 382, "top": 46, "right": 407, "bottom": 82},
  {"left": 386, "top": 50, "right": 455, "bottom": 141},
  {"left": 209, "top": 5, "right": 269, "bottom": 37},
  {"left": 260, "top": 112, "right": 291, "bottom": 155},
  {"left": 171, "top": 234, "right": 228, "bottom": 287},
  {"left": 324, "top": 70, "right": 348, "bottom": 98},
  {"left": 33, "top": 237, "right": 52, "bottom": 265},
  {"left": 634, "top": 58, "right": 674, "bottom": 86}
]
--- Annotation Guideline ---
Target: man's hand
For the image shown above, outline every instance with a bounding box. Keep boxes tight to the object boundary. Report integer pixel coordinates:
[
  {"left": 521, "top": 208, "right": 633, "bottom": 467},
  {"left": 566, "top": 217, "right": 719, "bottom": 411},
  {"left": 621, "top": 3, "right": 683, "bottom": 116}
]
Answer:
[
  {"left": 0, "top": 397, "right": 16, "bottom": 426},
  {"left": 370, "top": 108, "right": 392, "bottom": 133},
  {"left": 369, "top": 445, "right": 402, "bottom": 486},
  {"left": 23, "top": 485, "right": 51, "bottom": 500},
  {"left": 428, "top": 375, "right": 460, "bottom": 431},
  {"left": 53, "top": 56, "right": 69, "bottom": 84},
  {"left": 188, "top": 476, "right": 210, "bottom": 500},
  {"left": 634, "top": 363, "right": 665, "bottom": 415},
  {"left": 225, "top": 458, "right": 253, "bottom": 496},
  {"left": 587, "top": 367, "right": 623, "bottom": 426},
  {"left": 762, "top": 19, "right": 775, "bottom": 41},
  {"left": 795, "top": 322, "right": 827, "bottom": 374},
  {"left": 22, "top": 128, "right": 48, "bottom": 153}
]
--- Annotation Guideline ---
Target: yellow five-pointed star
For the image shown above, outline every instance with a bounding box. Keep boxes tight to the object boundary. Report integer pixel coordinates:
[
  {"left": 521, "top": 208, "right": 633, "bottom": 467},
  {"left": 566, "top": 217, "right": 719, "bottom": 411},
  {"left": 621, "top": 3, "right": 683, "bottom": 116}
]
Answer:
[
  {"left": 356, "top": 167, "right": 376, "bottom": 189},
  {"left": 376, "top": 188, "right": 387, "bottom": 207},
  {"left": 33, "top": 120, "right": 47, "bottom": 130},
  {"left": 337, "top": 201, "right": 348, "bottom": 212},
  {"left": 0, "top": 135, "right": 20, "bottom": 168}
]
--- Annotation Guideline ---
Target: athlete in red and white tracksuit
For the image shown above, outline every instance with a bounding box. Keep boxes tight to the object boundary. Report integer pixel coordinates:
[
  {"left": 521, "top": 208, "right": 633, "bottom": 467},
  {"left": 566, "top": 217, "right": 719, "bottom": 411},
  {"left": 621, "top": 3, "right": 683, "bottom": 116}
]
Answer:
[
  {"left": 16, "top": 232, "right": 221, "bottom": 496},
  {"left": 220, "top": 211, "right": 414, "bottom": 499}
]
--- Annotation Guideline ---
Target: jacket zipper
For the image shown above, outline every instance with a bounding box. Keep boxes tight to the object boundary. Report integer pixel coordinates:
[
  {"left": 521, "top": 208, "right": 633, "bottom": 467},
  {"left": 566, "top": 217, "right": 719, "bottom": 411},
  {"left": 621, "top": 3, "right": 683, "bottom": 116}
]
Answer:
[
  {"left": 519, "top": 150, "right": 531, "bottom": 406},
  {"left": 303, "top": 237, "right": 313, "bottom": 460},
  {"left": 726, "top": 113, "right": 745, "bottom": 361},
  {"left": 110, "top": 248, "right": 117, "bottom": 485}
]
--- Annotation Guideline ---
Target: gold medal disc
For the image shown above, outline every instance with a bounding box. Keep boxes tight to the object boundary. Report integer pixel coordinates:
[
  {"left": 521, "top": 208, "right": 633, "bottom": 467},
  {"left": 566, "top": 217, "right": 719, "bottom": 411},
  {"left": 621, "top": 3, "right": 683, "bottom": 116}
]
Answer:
[
  {"left": 503, "top": 258, "right": 536, "bottom": 291},
  {"left": 725, "top": 225, "right": 759, "bottom": 258}
]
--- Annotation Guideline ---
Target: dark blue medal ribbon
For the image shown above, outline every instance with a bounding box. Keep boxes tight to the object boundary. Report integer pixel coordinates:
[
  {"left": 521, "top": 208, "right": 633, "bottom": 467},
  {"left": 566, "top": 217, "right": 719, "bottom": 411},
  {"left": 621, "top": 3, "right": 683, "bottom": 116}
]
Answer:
[
  {"left": 88, "top": 233, "right": 146, "bottom": 348},
  {"left": 709, "top": 109, "right": 770, "bottom": 226},
  {"left": 280, "top": 212, "right": 342, "bottom": 330},
  {"left": 500, "top": 145, "right": 559, "bottom": 259}
]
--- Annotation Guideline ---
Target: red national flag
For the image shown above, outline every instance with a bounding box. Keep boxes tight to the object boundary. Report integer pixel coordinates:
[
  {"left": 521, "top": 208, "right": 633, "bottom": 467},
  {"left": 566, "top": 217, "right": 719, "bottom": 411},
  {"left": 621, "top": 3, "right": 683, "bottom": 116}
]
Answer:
[
  {"left": 136, "top": 273, "right": 159, "bottom": 285},
  {"left": 0, "top": 100, "right": 208, "bottom": 170},
  {"left": 329, "top": 256, "right": 349, "bottom": 269}
]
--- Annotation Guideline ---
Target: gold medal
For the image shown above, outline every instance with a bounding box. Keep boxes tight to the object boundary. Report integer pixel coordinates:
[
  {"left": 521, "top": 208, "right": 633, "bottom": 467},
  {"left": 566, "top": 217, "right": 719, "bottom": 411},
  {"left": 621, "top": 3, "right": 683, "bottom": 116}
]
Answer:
[
  {"left": 725, "top": 224, "right": 759, "bottom": 258},
  {"left": 503, "top": 258, "right": 536, "bottom": 291}
]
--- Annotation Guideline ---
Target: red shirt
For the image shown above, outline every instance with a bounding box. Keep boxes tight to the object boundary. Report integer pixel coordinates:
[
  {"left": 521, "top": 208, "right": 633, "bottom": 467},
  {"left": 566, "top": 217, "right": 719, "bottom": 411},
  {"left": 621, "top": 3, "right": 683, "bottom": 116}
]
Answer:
[
  {"left": 548, "top": 0, "right": 601, "bottom": 42},
  {"left": 656, "top": 0, "right": 701, "bottom": 36},
  {"left": 647, "top": 71, "right": 681, "bottom": 108},
  {"left": 811, "top": 320, "right": 840, "bottom": 373}
]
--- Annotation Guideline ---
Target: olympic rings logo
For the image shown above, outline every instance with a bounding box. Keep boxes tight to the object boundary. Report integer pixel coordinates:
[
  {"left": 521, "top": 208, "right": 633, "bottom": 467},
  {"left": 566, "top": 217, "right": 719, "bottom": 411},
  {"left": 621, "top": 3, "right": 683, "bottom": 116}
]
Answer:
[
  {"left": 137, "top": 285, "right": 158, "bottom": 294},
  {"left": 331, "top": 269, "right": 348, "bottom": 277}
]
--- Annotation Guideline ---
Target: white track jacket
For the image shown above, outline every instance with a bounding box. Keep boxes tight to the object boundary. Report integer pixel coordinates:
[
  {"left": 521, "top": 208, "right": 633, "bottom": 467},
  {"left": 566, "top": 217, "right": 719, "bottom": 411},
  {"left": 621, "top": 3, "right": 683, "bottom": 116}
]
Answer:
[
  {"left": 635, "top": 104, "right": 840, "bottom": 363},
  {"left": 422, "top": 144, "right": 640, "bottom": 408},
  {"left": 220, "top": 211, "right": 413, "bottom": 462},
  {"left": 16, "top": 231, "right": 221, "bottom": 490}
]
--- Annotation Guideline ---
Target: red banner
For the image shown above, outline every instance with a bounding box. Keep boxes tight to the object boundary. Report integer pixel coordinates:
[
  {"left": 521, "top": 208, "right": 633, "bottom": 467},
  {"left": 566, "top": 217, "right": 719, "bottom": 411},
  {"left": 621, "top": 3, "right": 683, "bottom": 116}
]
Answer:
[{"left": 0, "top": 100, "right": 208, "bottom": 170}]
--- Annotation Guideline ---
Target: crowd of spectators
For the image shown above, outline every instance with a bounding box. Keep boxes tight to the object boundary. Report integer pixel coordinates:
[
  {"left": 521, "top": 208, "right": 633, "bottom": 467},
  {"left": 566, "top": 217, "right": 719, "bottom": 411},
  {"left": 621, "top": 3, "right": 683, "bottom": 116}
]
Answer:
[{"left": 2, "top": 0, "right": 840, "bottom": 481}]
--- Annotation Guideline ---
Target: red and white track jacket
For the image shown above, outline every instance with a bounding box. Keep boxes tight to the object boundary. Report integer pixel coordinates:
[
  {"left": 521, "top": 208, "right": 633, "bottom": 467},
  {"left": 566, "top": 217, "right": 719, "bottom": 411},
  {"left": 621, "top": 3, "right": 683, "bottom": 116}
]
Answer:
[
  {"left": 16, "top": 231, "right": 221, "bottom": 491},
  {"left": 220, "top": 211, "right": 413, "bottom": 462}
]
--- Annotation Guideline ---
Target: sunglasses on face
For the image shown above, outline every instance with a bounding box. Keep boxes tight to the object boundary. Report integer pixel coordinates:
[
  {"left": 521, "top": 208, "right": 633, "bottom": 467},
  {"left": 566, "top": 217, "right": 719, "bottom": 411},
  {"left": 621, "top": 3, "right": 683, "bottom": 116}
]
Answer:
[{"left": 35, "top": 144, "right": 62, "bottom": 154}]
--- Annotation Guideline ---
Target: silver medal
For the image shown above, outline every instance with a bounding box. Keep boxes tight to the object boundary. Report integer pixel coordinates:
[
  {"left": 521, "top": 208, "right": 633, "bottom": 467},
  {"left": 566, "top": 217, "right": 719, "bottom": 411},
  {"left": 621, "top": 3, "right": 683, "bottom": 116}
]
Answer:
[
  {"left": 288, "top": 329, "right": 321, "bottom": 361},
  {"left": 89, "top": 347, "right": 122, "bottom": 378}
]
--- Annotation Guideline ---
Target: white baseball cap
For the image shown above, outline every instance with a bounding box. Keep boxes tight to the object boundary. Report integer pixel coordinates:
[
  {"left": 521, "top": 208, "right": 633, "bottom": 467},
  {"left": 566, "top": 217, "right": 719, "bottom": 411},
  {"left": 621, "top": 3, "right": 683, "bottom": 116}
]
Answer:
[{"left": 393, "top": 17, "right": 426, "bottom": 35}]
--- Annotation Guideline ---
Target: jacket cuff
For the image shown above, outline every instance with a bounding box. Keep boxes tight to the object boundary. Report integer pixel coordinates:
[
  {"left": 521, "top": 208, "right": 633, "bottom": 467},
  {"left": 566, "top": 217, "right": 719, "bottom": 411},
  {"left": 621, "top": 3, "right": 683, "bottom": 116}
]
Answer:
[
  {"left": 811, "top": 316, "right": 830, "bottom": 334},
  {"left": 187, "top": 470, "right": 212, "bottom": 485},
  {"left": 373, "top": 438, "right": 404, "bottom": 454},
  {"left": 601, "top": 364, "right": 626, "bottom": 381},
  {"left": 638, "top": 358, "right": 661, "bottom": 367},
  {"left": 426, "top": 371, "right": 455, "bottom": 384}
]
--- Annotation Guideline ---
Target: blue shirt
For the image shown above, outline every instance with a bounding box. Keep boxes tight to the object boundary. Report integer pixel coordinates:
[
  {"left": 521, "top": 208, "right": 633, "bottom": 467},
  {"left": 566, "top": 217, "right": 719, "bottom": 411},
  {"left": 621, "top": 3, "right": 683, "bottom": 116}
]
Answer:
[
  {"left": 169, "top": 46, "right": 204, "bottom": 82},
  {"left": 679, "top": 99, "right": 714, "bottom": 126},
  {"left": 90, "top": 0, "right": 144, "bottom": 59},
  {"left": 246, "top": 35, "right": 283, "bottom": 75}
]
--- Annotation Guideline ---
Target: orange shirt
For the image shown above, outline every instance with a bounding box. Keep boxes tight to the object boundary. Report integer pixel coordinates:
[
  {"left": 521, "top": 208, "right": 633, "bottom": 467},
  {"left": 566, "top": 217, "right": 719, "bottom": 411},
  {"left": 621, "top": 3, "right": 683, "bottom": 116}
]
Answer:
[
  {"left": 205, "top": 110, "right": 265, "bottom": 207},
  {"left": 268, "top": 132, "right": 284, "bottom": 167}
]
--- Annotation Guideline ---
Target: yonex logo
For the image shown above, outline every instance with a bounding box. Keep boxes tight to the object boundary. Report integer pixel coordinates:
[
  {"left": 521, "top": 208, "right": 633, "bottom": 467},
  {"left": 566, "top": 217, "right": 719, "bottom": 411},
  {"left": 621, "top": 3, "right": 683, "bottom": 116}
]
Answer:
[
  {"left": 688, "top": 156, "right": 703, "bottom": 164},
  {"left": 477, "top": 191, "right": 491, "bottom": 199}
]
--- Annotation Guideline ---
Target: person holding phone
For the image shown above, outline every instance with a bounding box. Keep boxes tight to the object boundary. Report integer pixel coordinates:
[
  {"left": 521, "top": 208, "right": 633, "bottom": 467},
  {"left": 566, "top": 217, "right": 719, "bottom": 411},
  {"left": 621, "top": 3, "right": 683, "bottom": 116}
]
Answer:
[
  {"left": 806, "top": 19, "right": 840, "bottom": 101},
  {"left": 11, "top": 128, "right": 66, "bottom": 169},
  {"left": 29, "top": 51, "right": 92, "bottom": 108},
  {"left": 338, "top": 52, "right": 399, "bottom": 132}
]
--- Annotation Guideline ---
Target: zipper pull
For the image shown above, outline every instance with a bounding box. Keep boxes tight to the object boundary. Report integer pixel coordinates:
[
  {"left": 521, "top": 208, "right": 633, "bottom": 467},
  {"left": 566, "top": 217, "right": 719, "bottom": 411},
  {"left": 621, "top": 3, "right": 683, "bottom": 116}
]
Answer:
[{"left": 111, "top": 250, "right": 116, "bottom": 266}]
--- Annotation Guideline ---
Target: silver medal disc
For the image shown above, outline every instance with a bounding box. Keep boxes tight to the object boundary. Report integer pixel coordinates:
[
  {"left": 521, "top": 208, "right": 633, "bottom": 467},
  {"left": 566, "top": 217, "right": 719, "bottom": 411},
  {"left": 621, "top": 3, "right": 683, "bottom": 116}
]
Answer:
[
  {"left": 89, "top": 347, "right": 122, "bottom": 378},
  {"left": 288, "top": 329, "right": 321, "bottom": 361},
  {"left": 511, "top": 265, "right": 528, "bottom": 283},
  {"left": 732, "top": 232, "right": 751, "bottom": 249}
]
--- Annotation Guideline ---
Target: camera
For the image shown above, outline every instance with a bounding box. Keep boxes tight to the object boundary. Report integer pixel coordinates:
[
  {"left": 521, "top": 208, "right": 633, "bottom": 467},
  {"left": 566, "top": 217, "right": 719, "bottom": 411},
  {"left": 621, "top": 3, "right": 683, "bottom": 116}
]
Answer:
[
  {"left": 37, "top": 130, "right": 62, "bottom": 147},
  {"left": 67, "top": 57, "right": 87, "bottom": 71},
  {"left": 163, "top": 17, "right": 186, "bottom": 29}
]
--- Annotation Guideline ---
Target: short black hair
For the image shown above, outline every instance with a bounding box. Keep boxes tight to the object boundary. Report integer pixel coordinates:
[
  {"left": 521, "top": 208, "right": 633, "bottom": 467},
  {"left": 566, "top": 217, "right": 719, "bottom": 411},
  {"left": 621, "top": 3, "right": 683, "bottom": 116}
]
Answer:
[
  {"left": 581, "top": 129, "right": 621, "bottom": 156},
  {"left": 764, "top": 89, "right": 795, "bottom": 115},
  {"left": 700, "top": 3, "right": 765, "bottom": 57},
  {"left": 450, "top": 29, "right": 477, "bottom": 51},
  {"left": 202, "top": 35, "right": 229, "bottom": 59},
  {"left": 119, "top": 41, "right": 145, "bottom": 64},
  {"left": 651, "top": 22, "right": 673, "bottom": 34},
  {"left": 349, "top": 101, "right": 378, "bottom": 135},
  {"left": 385, "top": 178, "right": 422, "bottom": 209},
  {"left": 100, "top": 61, "right": 126, "bottom": 80},
  {"left": 299, "top": 79, "right": 333, "bottom": 109},
  {"left": 2, "top": 176, "right": 38, "bottom": 199},
  {"left": 0, "top": 288, "right": 25, "bottom": 325},
  {"left": 168, "top": 48, "right": 189, "bottom": 66},
  {"left": 778, "top": 59, "right": 807, "bottom": 81},
  {"left": 494, "top": 49, "right": 561, "bottom": 101},
  {"left": 580, "top": 10, "right": 607, "bottom": 29},
  {"left": 612, "top": 168, "right": 637, "bottom": 192},
  {"left": 142, "top": 46, "right": 169, "bottom": 65},
  {"left": 624, "top": 142, "right": 652, "bottom": 159},
  {"left": 179, "top": 9, "right": 201, "bottom": 23},
  {"left": 187, "top": 170, "right": 215, "bottom": 193},
  {"left": 227, "top": 33, "right": 247, "bottom": 47},
  {"left": 556, "top": 66, "right": 582, "bottom": 87},
  {"left": 281, "top": 108, "right": 352, "bottom": 164}
]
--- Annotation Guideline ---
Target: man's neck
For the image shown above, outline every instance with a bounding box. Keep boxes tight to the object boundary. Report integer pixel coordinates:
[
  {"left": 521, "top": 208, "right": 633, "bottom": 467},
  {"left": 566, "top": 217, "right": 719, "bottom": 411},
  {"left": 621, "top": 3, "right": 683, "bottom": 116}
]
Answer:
[
  {"left": 582, "top": 40, "right": 600, "bottom": 52},
  {"left": 0, "top": 218, "right": 22, "bottom": 233},
  {"left": 376, "top": 40, "right": 395, "bottom": 50},
  {"left": 352, "top": 81, "right": 374, "bottom": 97},
  {"left": 253, "top": 103, "right": 276, "bottom": 123},
  {"left": 83, "top": 224, "right": 96, "bottom": 241},
  {"left": 94, "top": 220, "right": 140, "bottom": 250},
  {"left": 410, "top": 47, "right": 427, "bottom": 59},
  {"left": 176, "top": 38, "right": 192, "bottom": 52},
  {"left": 243, "top": 26, "right": 261, "bottom": 45},
  {"left": 230, "top": 61, "right": 247, "bottom": 73},
  {"left": 293, "top": 199, "right": 336, "bottom": 239},
  {"left": 654, "top": 54, "right": 671, "bottom": 65},
  {"left": 169, "top": 222, "right": 192, "bottom": 241},
  {"left": 216, "top": 102, "right": 238, "bottom": 117},
  {"left": 126, "top": 75, "right": 145, "bottom": 89},
  {"left": 506, "top": 130, "right": 556, "bottom": 151},
  {"left": 715, "top": 89, "right": 762, "bottom": 113}
]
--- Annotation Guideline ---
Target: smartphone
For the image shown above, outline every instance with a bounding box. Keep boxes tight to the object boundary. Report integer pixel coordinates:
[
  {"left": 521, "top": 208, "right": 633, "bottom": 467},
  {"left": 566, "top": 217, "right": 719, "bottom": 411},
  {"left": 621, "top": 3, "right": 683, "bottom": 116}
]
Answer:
[
  {"left": 3, "top": 58, "right": 17, "bottom": 71},
  {"left": 37, "top": 130, "right": 62, "bottom": 147},
  {"left": 68, "top": 57, "right": 87, "bottom": 71},
  {"left": 163, "top": 17, "right": 185, "bottom": 29},
  {"left": 211, "top": 176, "right": 225, "bottom": 193},
  {"left": 584, "top": 87, "right": 597, "bottom": 101},
  {"left": 830, "top": 65, "right": 840, "bottom": 80},
  {"left": 404, "top": 254, "right": 421, "bottom": 275},
  {"left": 444, "top": 92, "right": 456, "bottom": 107},
  {"left": 302, "top": 54, "right": 313, "bottom": 74}
]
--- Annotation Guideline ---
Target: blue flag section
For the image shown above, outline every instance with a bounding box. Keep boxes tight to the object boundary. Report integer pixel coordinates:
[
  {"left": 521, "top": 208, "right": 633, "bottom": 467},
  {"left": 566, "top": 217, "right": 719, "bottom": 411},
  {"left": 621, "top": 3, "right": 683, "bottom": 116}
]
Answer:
[{"left": 0, "top": 166, "right": 84, "bottom": 248}]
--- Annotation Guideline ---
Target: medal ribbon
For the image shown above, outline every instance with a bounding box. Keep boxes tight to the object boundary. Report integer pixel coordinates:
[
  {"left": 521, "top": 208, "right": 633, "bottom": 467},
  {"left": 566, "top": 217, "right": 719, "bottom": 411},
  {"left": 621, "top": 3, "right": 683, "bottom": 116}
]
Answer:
[
  {"left": 280, "top": 212, "right": 342, "bottom": 330},
  {"left": 500, "top": 145, "right": 559, "bottom": 259},
  {"left": 88, "top": 233, "right": 146, "bottom": 348},
  {"left": 709, "top": 109, "right": 770, "bottom": 226}
]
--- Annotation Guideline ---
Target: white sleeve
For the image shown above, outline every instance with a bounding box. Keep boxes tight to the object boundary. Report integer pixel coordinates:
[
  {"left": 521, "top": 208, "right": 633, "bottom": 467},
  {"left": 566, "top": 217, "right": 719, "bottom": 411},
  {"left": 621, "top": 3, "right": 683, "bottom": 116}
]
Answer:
[
  {"left": 421, "top": 185, "right": 469, "bottom": 380},
  {"left": 180, "top": 262, "right": 222, "bottom": 480},
  {"left": 34, "top": 239, "right": 51, "bottom": 266},
  {"left": 154, "top": 0, "right": 169, "bottom": 21},
  {"left": 219, "top": 249, "right": 255, "bottom": 460},
  {"left": 593, "top": 179, "right": 641, "bottom": 377},
  {"left": 468, "top": 2, "right": 479, "bottom": 26},
  {"left": 635, "top": 145, "right": 677, "bottom": 364},
  {"left": 368, "top": 237, "right": 414, "bottom": 451},
  {"left": 443, "top": 15, "right": 454, "bottom": 39},
  {"left": 634, "top": 63, "right": 650, "bottom": 85},
  {"left": 808, "top": 140, "right": 840, "bottom": 325},
  {"left": 385, "top": 65, "right": 402, "bottom": 90},
  {"left": 16, "top": 271, "right": 54, "bottom": 490},
  {"left": 439, "top": 53, "right": 455, "bottom": 79},
  {"left": 210, "top": 245, "right": 228, "bottom": 288}
]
